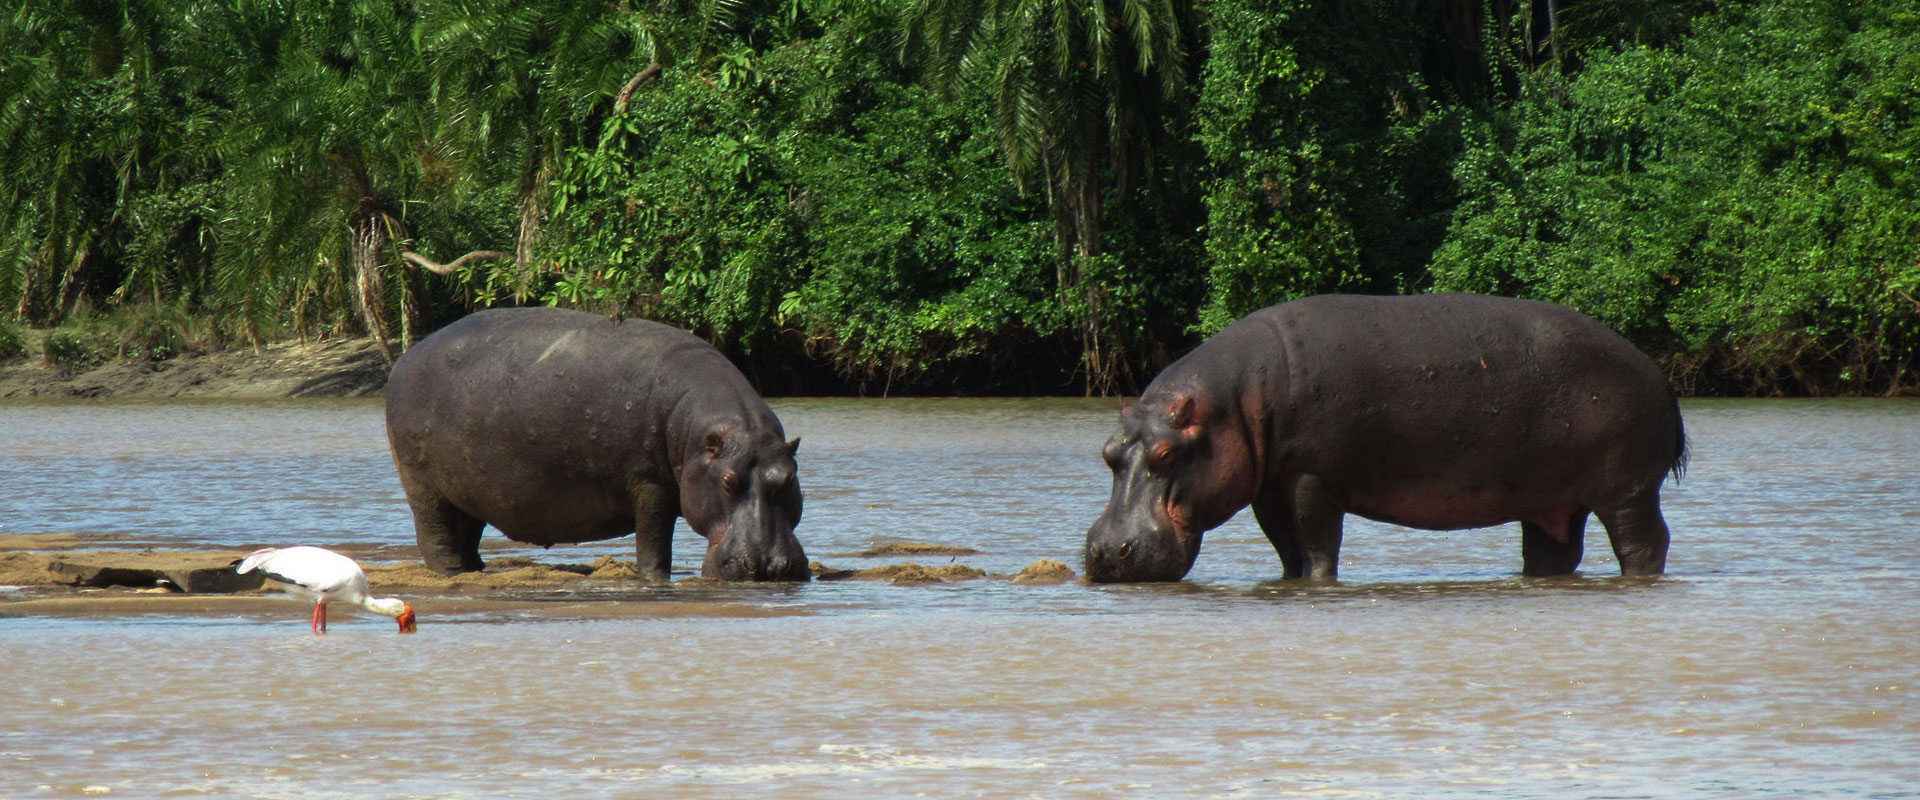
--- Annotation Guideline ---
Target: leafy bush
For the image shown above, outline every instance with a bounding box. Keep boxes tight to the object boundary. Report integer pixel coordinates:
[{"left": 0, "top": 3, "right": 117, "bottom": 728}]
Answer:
[
  {"left": 110, "top": 301, "right": 203, "bottom": 361},
  {"left": 543, "top": 12, "right": 1065, "bottom": 388},
  {"left": 42, "top": 328, "right": 115, "bottom": 372},
  {"left": 1430, "top": 0, "right": 1920, "bottom": 394},
  {"left": 1193, "top": 0, "right": 1462, "bottom": 333},
  {"left": 0, "top": 318, "right": 26, "bottom": 362}
]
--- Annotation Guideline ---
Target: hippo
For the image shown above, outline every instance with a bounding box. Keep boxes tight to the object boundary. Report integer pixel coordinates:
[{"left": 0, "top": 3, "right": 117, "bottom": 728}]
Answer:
[
  {"left": 385, "top": 307, "right": 808, "bottom": 582},
  {"left": 1085, "top": 293, "right": 1687, "bottom": 582}
]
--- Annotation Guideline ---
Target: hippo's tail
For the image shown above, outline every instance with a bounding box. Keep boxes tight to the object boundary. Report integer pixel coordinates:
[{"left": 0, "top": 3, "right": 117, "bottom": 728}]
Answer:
[{"left": 1668, "top": 397, "right": 1690, "bottom": 482}]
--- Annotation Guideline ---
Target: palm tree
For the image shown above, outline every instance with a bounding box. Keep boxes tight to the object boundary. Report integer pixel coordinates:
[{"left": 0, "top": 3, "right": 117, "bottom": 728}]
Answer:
[
  {"left": 414, "top": 0, "right": 665, "bottom": 294},
  {"left": 214, "top": 0, "right": 435, "bottom": 355},
  {"left": 904, "top": 0, "right": 1188, "bottom": 256},
  {"left": 901, "top": 0, "right": 1191, "bottom": 393},
  {"left": 0, "top": 0, "right": 211, "bottom": 322},
  {"left": 0, "top": 2, "right": 105, "bottom": 320}
]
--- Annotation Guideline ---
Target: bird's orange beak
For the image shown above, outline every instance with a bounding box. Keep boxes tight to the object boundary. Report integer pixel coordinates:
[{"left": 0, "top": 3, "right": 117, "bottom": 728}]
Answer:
[{"left": 397, "top": 605, "right": 418, "bottom": 634}]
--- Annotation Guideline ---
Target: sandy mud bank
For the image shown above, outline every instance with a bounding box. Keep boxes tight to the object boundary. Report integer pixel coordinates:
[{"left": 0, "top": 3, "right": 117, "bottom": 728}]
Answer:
[
  {"left": 0, "top": 336, "right": 389, "bottom": 399},
  {"left": 0, "top": 535, "right": 1080, "bottom": 621}
]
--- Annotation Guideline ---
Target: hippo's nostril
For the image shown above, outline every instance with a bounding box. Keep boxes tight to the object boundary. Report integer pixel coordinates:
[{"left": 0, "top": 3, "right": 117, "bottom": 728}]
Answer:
[{"left": 1117, "top": 541, "right": 1134, "bottom": 561}]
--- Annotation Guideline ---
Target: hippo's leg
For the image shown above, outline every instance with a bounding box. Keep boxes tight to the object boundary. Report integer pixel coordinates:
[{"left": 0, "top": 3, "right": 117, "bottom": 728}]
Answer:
[
  {"left": 410, "top": 494, "right": 486, "bottom": 575},
  {"left": 1596, "top": 492, "right": 1670, "bottom": 576},
  {"left": 630, "top": 482, "right": 676, "bottom": 584},
  {"left": 1251, "top": 493, "right": 1306, "bottom": 578},
  {"left": 1521, "top": 509, "right": 1590, "bottom": 576},
  {"left": 1293, "top": 476, "right": 1345, "bottom": 578},
  {"left": 1254, "top": 475, "right": 1343, "bottom": 579}
]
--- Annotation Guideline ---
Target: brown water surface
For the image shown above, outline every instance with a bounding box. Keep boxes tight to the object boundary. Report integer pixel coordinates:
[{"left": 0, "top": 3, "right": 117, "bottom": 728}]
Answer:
[{"left": 1, "top": 398, "right": 1916, "bottom": 797}]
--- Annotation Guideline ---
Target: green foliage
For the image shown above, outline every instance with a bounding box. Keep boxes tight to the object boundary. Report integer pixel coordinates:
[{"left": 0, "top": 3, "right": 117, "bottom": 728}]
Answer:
[
  {"left": 781, "top": 80, "right": 1060, "bottom": 377},
  {"left": 107, "top": 299, "right": 206, "bottom": 361},
  {"left": 0, "top": 0, "right": 227, "bottom": 324},
  {"left": 1432, "top": 0, "right": 1920, "bottom": 393},
  {"left": 1192, "top": 0, "right": 1460, "bottom": 333},
  {"left": 544, "top": 5, "right": 1063, "bottom": 384},
  {"left": 901, "top": 0, "right": 1199, "bottom": 392},
  {"left": 544, "top": 36, "right": 793, "bottom": 337},
  {"left": 1, "top": 0, "right": 1915, "bottom": 395},
  {"left": 42, "top": 328, "right": 115, "bottom": 373},
  {"left": 902, "top": 0, "right": 1189, "bottom": 206},
  {"left": 0, "top": 318, "right": 26, "bottom": 362}
]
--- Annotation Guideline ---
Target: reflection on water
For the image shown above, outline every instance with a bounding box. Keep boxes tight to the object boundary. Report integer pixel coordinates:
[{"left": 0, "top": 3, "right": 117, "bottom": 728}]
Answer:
[{"left": 2, "top": 397, "right": 1917, "bottom": 797}]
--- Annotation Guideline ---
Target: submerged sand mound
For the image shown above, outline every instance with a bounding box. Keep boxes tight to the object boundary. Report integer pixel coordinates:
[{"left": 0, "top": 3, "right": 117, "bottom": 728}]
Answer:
[
  {"left": 810, "top": 561, "right": 987, "bottom": 584},
  {"left": 850, "top": 542, "right": 982, "bottom": 557},
  {"left": 863, "top": 563, "right": 989, "bottom": 584},
  {"left": 362, "top": 557, "right": 601, "bottom": 592},
  {"left": 1010, "top": 559, "right": 1077, "bottom": 584}
]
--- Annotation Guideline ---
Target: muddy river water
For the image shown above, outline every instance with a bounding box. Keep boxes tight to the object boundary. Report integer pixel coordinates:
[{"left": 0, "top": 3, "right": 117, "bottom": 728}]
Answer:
[{"left": 1, "top": 398, "right": 1915, "bottom": 798}]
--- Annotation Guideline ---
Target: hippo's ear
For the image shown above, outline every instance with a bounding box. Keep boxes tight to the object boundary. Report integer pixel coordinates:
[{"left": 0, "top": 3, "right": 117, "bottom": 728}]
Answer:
[
  {"left": 787, "top": 437, "right": 801, "bottom": 455},
  {"left": 1168, "top": 395, "right": 1195, "bottom": 428}
]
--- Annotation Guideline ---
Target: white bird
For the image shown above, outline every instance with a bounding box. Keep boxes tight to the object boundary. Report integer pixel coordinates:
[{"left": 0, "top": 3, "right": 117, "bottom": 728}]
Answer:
[{"left": 235, "top": 546, "right": 418, "bottom": 635}]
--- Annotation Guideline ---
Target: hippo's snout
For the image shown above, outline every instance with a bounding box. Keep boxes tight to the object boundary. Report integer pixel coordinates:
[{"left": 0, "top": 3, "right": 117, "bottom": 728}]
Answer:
[
  {"left": 1085, "top": 517, "right": 1197, "bottom": 583},
  {"left": 703, "top": 521, "right": 810, "bottom": 582},
  {"left": 711, "top": 552, "right": 811, "bottom": 582}
]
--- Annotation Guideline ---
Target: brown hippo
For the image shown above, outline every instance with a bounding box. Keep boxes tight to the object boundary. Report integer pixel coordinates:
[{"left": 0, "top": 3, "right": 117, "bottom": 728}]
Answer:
[
  {"left": 1085, "top": 293, "right": 1687, "bottom": 582},
  {"left": 385, "top": 307, "right": 808, "bottom": 581}
]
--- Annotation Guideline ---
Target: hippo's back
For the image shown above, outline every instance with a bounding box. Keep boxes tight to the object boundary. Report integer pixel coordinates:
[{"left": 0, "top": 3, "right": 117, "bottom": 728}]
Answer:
[
  {"left": 389, "top": 308, "right": 716, "bottom": 405},
  {"left": 1257, "top": 293, "right": 1665, "bottom": 395},
  {"left": 1247, "top": 293, "right": 1683, "bottom": 522}
]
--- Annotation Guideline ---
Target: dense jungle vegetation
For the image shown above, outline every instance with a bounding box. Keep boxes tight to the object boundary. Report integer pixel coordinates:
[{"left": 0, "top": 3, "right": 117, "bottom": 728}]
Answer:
[{"left": 2, "top": 0, "right": 1916, "bottom": 395}]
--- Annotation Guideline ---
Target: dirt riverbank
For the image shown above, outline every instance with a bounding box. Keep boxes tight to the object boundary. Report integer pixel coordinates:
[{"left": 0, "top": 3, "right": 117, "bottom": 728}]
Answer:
[{"left": 0, "top": 334, "right": 390, "bottom": 399}]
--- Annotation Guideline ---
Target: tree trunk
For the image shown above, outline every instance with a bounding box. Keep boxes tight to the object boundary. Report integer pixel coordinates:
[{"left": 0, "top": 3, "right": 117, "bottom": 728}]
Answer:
[
  {"left": 351, "top": 201, "right": 395, "bottom": 363},
  {"left": 54, "top": 238, "right": 94, "bottom": 323},
  {"left": 512, "top": 154, "right": 557, "bottom": 296},
  {"left": 400, "top": 250, "right": 514, "bottom": 275},
  {"left": 1063, "top": 160, "right": 1117, "bottom": 397},
  {"left": 613, "top": 62, "right": 662, "bottom": 111},
  {"left": 515, "top": 187, "right": 542, "bottom": 280},
  {"left": 1545, "top": 0, "right": 1560, "bottom": 66},
  {"left": 399, "top": 256, "right": 424, "bottom": 352}
]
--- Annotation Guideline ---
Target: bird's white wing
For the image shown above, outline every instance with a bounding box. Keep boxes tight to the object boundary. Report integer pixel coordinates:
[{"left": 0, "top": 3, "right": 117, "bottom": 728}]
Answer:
[{"left": 236, "top": 546, "right": 364, "bottom": 595}]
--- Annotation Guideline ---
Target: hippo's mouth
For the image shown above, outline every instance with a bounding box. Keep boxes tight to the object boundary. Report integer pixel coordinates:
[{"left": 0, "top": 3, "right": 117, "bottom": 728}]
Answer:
[{"left": 1160, "top": 494, "right": 1199, "bottom": 557}]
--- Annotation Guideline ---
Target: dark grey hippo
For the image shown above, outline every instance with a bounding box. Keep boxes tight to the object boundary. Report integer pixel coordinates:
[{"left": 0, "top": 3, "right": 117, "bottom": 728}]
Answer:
[
  {"left": 385, "top": 307, "right": 808, "bottom": 582},
  {"left": 1085, "top": 293, "right": 1687, "bottom": 582}
]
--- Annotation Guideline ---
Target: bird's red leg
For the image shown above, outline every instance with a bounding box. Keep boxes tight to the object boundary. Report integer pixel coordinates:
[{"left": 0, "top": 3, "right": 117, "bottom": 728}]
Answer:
[{"left": 311, "top": 602, "right": 324, "bottom": 635}]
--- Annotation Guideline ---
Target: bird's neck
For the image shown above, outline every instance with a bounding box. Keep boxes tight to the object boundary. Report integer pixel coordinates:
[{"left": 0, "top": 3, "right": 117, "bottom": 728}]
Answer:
[{"left": 362, "top": 597, "right": 409, "bottom": 618}]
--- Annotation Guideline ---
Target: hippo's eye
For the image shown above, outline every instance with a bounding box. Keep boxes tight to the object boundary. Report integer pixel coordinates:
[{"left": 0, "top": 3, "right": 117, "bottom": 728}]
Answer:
[
  {"left": 720, "top": 470, "right": 743, "bottom": 495},
  {"left": 1102, "top": 439, "right": 1125, "bottom": 469},
  {"left": 1148, "top": 441, "right": 1175, "bottom": 472}
]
